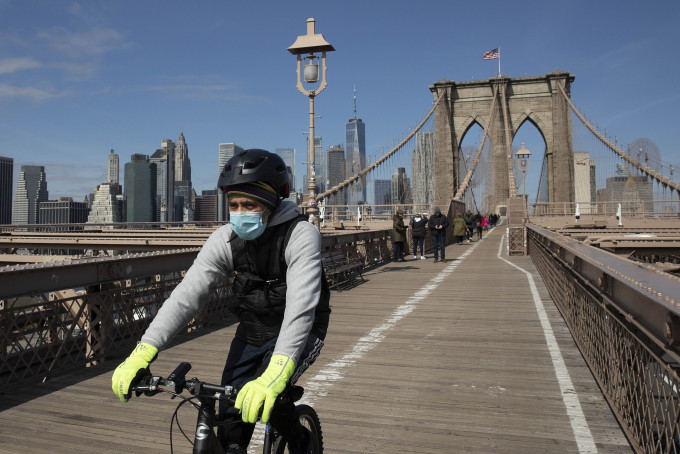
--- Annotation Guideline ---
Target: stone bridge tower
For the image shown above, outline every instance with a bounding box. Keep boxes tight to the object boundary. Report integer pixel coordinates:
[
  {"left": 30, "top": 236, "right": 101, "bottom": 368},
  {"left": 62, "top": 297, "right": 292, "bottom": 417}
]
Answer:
[{"left": 429, "top": 72, "right": 575, "bottom": 213}]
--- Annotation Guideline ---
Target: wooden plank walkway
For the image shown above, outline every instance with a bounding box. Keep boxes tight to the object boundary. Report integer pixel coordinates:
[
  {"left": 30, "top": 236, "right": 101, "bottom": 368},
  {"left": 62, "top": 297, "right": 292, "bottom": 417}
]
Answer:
[{"left": 0, "top": 228, "right": 632, "bottom": 453}]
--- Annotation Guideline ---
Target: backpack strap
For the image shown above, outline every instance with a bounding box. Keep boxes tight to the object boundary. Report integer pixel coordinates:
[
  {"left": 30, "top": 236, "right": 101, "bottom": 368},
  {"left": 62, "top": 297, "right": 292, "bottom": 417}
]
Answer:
[{"left": 229, "top": 232, "right": 249, "bottom": 273}]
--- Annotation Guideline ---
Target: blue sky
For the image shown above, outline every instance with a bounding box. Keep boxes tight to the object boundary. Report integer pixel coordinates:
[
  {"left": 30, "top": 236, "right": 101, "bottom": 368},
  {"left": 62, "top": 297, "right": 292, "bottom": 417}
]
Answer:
[{"left": 1, "top": 0, "right": 679, "bottom": 201}]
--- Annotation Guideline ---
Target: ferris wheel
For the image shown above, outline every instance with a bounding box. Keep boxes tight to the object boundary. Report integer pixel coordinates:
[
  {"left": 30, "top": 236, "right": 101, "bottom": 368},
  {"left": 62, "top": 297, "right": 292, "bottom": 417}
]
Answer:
[{"left": 628, "top": 138, "right": 662, "bottom": 175}]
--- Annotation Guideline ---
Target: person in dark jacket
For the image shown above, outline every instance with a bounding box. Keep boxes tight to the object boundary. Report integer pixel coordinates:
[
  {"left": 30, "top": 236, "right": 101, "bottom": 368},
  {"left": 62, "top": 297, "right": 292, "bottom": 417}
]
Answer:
[
  {"left": 409, "top": 212, "right": 428, "bottom": 260},
  {"left": 392, "top": 209, "right": 407, "bottom": 262},
  {"left": 427, "top": 206, "right": 449, "bottom": 263},
  {"left": 464, "top": 210, "right": 474, "bottom": 242}
]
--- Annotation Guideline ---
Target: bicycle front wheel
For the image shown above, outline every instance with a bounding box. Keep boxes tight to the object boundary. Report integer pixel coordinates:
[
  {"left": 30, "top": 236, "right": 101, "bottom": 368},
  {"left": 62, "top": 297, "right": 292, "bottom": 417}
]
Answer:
[{"left": 273, "top": 404, "right": 323, "bottom": 454}]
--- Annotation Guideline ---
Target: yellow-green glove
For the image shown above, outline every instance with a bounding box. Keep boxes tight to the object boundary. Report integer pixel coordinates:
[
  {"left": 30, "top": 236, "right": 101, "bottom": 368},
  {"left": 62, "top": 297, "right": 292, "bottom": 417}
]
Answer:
[
  {"left": 235, "top": 354, "right": 295, "bottom": 423},
  {"left": 111, "top": 342, "right": 158, "bottom": 403}
]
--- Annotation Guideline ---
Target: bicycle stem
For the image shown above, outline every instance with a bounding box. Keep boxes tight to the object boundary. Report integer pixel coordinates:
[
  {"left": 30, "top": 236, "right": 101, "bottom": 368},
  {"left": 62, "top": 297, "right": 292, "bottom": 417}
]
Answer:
[{"left": 193, "top": 396, "right": 217, "bottom": 454}]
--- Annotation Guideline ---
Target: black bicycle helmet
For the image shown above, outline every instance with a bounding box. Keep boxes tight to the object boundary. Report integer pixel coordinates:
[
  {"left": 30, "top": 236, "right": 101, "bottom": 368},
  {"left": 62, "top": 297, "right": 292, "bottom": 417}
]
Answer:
[{"left": 217, "top": 149, "right": 290, "bottom": 198}]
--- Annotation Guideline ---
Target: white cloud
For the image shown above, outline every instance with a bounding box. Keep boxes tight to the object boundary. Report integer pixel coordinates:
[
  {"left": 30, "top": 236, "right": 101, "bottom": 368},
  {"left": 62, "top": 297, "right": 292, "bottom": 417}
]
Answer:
[
  {"left": 0, "top": 84, "right": 69, "bottom": 100},
  {"left": 53, "top": 61, "right": 99, "bottom": 81},
  {"left": 139, "top": 76, "right": 265, "bottom": 102},
  {"left": 37, "top": 26, "right": 130, "bottom": 57},
  {"left": 0, "top": 57, "right": 42, "bottom": 74}
]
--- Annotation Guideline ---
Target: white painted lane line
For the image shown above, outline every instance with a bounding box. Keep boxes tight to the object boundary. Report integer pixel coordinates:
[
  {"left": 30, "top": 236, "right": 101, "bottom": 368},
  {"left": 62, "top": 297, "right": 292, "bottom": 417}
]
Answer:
[
  {"left": 301, "top": 238, "right": 482, "bottom": 404},
  {"left": 497, "top": 234, "right": 597, "bottom": 454}
]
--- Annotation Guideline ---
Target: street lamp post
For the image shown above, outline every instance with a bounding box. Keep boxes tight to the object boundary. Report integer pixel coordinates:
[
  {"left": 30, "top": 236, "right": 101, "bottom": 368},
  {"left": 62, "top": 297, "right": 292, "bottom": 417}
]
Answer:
[
  {"left": 287, "top": 18, "right": 335, "bottom": 227},
  {"left": 515, "top": 142, "right": 531, "bottom": 216}
]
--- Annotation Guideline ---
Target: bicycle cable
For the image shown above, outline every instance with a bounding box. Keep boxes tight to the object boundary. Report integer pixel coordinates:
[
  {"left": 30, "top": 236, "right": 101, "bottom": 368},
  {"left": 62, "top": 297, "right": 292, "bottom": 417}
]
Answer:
[
  {"left": 169, "top": 393, "right": 239, "bottom": 452},
  {"left": 171, "top": 397, "right": 197, "bottom": 452},
  {"left": 147, "top": 388, "right": 201, "bottom": 453}
]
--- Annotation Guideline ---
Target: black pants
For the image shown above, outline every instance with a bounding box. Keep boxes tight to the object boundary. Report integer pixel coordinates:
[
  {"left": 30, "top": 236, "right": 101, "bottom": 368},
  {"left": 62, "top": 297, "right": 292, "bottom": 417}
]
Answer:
[
  {"left": 217, "top": 334, "right": 323, "bottom": 449},
  {"left": 393, "top": 241, "right": 404, "bottom": 260},
  {"left": 412, "top": 236, "right": 425, "bottom": 256},
  {"left": 432, "top": 234, "right": 446, "bottom": 260}
]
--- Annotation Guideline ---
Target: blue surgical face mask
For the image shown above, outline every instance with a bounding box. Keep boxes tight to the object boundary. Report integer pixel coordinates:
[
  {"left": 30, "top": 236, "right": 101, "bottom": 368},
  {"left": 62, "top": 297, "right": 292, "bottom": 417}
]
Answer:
[{"left": 229, "top": 211, "right": 267, "bottom": 240}]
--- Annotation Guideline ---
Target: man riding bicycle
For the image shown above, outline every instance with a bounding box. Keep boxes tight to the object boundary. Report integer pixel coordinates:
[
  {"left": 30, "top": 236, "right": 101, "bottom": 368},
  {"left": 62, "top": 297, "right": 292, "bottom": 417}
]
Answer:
[{"left": 112, "top": 149, "right": 329, "bottom": 454}]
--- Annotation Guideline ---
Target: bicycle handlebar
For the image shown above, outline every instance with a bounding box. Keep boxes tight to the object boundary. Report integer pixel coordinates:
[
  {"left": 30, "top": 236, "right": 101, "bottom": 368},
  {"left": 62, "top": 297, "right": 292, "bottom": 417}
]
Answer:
[{"left": 132, "top": 361, "right": 238, "bottom": 402}]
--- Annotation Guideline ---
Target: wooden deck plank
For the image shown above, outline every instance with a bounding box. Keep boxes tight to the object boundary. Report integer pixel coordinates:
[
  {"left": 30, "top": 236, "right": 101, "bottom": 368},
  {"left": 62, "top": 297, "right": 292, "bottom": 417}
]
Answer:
[{"left": 0, "top": 228, "right": 632, "bottom": 453}]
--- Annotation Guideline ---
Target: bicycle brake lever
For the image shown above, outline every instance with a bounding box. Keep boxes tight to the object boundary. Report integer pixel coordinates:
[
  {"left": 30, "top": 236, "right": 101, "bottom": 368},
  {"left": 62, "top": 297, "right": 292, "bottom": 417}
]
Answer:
[{"left": 135, "top": 376, "right": 161, "bottom": 397}]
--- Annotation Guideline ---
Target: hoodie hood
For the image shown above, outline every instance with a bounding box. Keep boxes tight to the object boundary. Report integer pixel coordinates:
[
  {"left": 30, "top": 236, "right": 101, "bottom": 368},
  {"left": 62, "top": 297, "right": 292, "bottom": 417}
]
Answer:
[{"left": 267, "top": 200, "right": 301, "bottom": 227}]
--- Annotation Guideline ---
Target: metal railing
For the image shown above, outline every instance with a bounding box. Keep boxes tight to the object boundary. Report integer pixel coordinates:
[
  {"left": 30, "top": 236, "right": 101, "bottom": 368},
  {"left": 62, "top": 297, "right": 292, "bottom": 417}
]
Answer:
[
  {"left": 530, "top": 200, "right": 680, "bottom": 220},
  {"left": 0, "top": 221, "right": 228, "bottom": 233},
  {"left": 319, "top": 204, "right": 432, "bottom": 226},
  {"left": 0, "top": 249, "right": 234, "bottom": 388},
  {"left": 528, "top": 224, "right": 680, "bottom": 453},
  {"left": 0, "top": 230, "right": 400, "bottom": 388}
]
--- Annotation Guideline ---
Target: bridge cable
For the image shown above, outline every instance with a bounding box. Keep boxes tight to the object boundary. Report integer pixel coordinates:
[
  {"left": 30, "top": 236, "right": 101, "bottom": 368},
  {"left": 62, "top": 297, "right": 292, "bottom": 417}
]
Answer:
[
  {"left": 454, "top": 85, "right": 500, "bottom": 203},
  {"left": 314, "top": 91, "right": 447, "bottom": 203},
  {"left": 557, "top": 83, "right": 679, "bottom": 195}
]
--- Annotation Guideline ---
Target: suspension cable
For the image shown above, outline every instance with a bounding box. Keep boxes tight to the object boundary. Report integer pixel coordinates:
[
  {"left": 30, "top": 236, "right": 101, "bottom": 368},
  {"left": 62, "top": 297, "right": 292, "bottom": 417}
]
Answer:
[
  {"left": 557, "top": 83, "right": 679, "bottom": 194},
  {"left": 315, "top": 91, "right": 446, "bottom": 203},
  {"left": 454, "top": 85, "right": 500, "bottom": 201}
]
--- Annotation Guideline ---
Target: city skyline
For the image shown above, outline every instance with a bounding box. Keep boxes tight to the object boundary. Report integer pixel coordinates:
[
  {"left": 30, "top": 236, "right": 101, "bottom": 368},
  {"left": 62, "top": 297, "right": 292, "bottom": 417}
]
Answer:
[{"left": 1, "top": 1, "right": 679, "bottom": 203}]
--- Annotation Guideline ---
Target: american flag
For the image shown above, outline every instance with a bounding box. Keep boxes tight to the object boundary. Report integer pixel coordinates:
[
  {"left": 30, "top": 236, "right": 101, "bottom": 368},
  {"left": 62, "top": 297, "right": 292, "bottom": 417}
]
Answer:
[{"left": 482, "top": 48, "right": 499, "bottom": 60}]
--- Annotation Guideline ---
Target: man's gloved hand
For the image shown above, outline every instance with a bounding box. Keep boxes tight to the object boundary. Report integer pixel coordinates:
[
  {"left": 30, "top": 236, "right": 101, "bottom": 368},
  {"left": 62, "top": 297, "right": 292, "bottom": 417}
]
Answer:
[
  {"left": 235, "top": 354, "right": 295, "bottom": 423},
  {"left": 111, "top": 342, "right": 158, "bottom": 403}
]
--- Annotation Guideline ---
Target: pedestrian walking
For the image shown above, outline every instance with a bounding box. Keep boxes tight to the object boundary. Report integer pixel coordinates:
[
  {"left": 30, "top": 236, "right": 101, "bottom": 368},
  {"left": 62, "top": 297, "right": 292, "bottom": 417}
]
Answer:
[
  {"left": 392, "top": 209, "right": 407, "bottom": 262},
  {"left": 452, "top": 212, "right": 467, "bottom": 245},
  {"left": 428, "top": 207, "right": 449, "bottom": 263},
  {"left": 410, "top": 212, "right": 428, "bottom": 260},
  {"left": 464, "top": 210, "right": 474, "bottom": 242},
  {"left": 475, "top": 211, "right": 483, "bottom": 239}
]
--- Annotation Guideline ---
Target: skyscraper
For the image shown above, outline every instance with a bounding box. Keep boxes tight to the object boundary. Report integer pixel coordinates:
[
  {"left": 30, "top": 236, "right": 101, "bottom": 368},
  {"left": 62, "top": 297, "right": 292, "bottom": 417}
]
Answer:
[
  {"left": 326, "top": 145, "right": 345, "bottom": 206},
  {"left": 108, "top": 149, "right": 119, "bottom": 185},
  {"left": 391, "top": 167, "right": 412, "bottom": 205},
  {"left": 574, "top": 152, "right": 596, "bottom": 214},
  {"left": 13, "top": 165, "right": 48, "bottom": 226},
  {"left": 175, "top": 132, "right": 193, "bottom": 221},
  {"left": 174, "top": 132, "right": 191, "bottom": 182},
  {"left": 217, "top": 143, "right": 245, "bottom": 221},
  {"left": 39, "top": 197, "right": 89, "bottom": 229},
  {"left": 412, "top": 132, "right": 435, "bottom": 207},
  {"left": 150, "top": 139, "right": 176, "bottom": 222},
  {"left": 345, "top": 88, "right": 366, "bottom": 205},
  {"left": 604, "top": 163, "right": 653, "bottom": 216},
  {"left": 275, "top": 148, "right": 296, "bottom": 193},
  {"left": 195, "top": 190, "right": 218, "bottom": 222},
  {"left": 373, "top": 179, "right": 392, "bottom": 213},
  {"left": 314, "top": 138, "right": 325, "bottom": 194},
  {"left": 303, "top": 137, "right": 324, "bottom": 195},
  {"left": 86, "top": 183, "right": 124, "bottom": 228},
  {"left": 0, "top": 156, "right": 13, "bottom": 224},
  {"left": 125, "top": 154, "right": 157, "bottom": 223}
]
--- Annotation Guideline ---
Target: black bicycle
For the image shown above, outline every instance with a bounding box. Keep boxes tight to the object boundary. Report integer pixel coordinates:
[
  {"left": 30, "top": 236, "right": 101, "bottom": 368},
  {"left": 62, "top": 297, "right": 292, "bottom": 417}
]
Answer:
[{"left": 131, "top": 362, "right": 323, "bottom": 454}]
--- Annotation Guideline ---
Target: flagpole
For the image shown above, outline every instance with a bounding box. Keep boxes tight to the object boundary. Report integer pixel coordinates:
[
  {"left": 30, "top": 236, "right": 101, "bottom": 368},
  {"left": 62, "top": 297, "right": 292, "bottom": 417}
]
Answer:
[{"left": 498, "top": 46, "right": 501, "bottom": 76}]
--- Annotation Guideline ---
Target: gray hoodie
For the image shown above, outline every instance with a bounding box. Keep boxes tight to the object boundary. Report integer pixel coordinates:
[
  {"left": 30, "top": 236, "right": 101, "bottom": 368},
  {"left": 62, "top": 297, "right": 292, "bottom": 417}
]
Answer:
[{"left": 140, "top": 200, "right": 322, "bottom": 365}]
